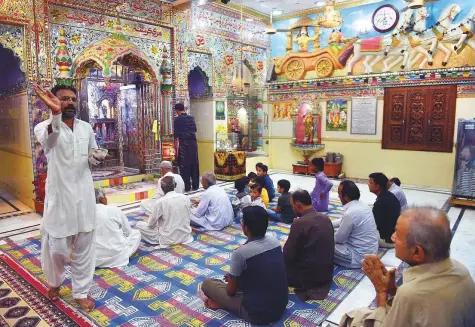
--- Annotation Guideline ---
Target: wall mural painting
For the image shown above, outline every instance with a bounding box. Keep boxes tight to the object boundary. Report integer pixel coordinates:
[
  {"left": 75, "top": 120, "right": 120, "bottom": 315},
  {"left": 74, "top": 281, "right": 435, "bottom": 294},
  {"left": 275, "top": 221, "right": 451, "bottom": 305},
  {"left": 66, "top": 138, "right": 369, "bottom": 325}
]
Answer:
[
  {"left": 326, "top": 99, "right": 348, "bottom": 131},
  {"left": 271, "top": 0, "right": 475, "bottom": 81},
  {"left": 272, "top": 102, "right": 293, "bottom": 120}
]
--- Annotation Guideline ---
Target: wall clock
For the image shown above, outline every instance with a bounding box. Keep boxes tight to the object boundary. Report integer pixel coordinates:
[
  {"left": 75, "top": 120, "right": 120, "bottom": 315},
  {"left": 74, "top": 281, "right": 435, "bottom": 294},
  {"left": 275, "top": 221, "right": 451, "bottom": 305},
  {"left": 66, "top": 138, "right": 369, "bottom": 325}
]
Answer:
[{"left": 372, "top": 4, "right": 400, "bottom": 33}]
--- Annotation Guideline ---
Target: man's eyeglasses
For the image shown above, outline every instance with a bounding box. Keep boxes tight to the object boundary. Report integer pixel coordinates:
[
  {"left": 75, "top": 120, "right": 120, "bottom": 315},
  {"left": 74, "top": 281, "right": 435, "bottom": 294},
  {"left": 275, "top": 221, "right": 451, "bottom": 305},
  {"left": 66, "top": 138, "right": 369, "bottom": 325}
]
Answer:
[{"left": 59, "top": 96, "right": 78, "bottom": 103}]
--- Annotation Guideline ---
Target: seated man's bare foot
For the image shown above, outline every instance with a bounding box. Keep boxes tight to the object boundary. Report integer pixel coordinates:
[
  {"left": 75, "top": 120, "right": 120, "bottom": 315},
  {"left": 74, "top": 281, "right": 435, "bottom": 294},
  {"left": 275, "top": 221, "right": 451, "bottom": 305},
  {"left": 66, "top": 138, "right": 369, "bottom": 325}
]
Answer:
[
  {"left": 204, "top": 297, "right": 222, "bottom": 310},
  {"left": 74, "top": 298, "right": 95, "bottom": 312},
  {"left": 47, "top": 286, "right": 60, "bottom": 301}
]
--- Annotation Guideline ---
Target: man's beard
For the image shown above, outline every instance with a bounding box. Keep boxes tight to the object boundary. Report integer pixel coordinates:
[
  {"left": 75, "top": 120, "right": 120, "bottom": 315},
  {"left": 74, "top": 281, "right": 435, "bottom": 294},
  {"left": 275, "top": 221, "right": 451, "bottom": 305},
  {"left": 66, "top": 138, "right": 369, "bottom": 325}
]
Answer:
[{"left": 63, "top": 105, "right": 76, "bottom": 119}]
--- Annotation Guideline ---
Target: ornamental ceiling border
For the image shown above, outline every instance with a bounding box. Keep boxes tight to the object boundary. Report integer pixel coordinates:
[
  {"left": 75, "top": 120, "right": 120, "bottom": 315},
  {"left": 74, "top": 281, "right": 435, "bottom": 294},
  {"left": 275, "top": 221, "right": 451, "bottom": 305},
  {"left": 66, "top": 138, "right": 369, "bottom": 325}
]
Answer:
[
  {"left": 49, "top": 0, "right": 174, "bottom": 28},
  {"left": 267, "top": 67, "right": 475, "bottom": 93}
]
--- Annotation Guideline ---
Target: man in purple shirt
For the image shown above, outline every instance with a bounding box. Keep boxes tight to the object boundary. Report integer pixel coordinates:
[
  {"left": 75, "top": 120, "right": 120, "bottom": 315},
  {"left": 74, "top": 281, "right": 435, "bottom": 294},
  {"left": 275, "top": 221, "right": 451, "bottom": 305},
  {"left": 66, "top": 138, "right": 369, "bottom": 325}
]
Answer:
[{"left": 310, "top": 158, "right": 333, "bottom": 212}]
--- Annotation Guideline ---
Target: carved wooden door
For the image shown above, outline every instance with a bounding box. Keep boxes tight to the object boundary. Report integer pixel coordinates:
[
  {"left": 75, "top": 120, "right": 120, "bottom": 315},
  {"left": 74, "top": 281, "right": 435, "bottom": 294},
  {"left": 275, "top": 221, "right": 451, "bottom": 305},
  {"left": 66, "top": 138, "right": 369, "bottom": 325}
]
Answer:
[
  {"left": 383, "top": 88, "right": 407, "bottom": 148},
  {"left": 425, "top": 85, "right": 456, "bottom": 152},
  {"left": 383, "top": 85, "right": 456, "bottom": 152}
]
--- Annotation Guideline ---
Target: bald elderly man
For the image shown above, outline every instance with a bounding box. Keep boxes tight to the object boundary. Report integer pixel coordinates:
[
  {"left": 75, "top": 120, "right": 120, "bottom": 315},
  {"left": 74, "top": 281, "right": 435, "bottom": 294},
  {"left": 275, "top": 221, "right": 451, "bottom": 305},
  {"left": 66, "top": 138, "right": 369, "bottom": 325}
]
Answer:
[
  {"left": 340, "top": 207, "right": 475, "bottom": 327},
  {"left": 140, "top": 161, "right": 185, "bottom": 215}
]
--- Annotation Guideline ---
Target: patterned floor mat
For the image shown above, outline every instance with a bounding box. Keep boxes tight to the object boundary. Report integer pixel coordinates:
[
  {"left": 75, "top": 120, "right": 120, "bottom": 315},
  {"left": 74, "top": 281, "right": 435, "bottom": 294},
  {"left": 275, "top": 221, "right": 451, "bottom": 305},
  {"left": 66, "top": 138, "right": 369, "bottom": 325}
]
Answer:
[
  {"left": 0, "top": 255, "right": 93, "bottom": 327},
  {"left": 0, "top": 200, "right": 385, "bottom": 327}
]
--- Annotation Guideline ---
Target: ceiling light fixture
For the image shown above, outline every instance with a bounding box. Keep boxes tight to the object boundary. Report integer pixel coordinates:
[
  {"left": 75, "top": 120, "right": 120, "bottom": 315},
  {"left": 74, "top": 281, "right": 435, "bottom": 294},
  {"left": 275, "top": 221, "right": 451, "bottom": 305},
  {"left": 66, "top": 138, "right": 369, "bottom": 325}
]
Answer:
[
  {"left": 245, "top": 18, "right": 254, "bottom": 22},
  {"left": 315, "top": 1, "right": 325, "bottom": 7},
  {"left": 272, "top": 10, "right": 283, "bottom": 16}
]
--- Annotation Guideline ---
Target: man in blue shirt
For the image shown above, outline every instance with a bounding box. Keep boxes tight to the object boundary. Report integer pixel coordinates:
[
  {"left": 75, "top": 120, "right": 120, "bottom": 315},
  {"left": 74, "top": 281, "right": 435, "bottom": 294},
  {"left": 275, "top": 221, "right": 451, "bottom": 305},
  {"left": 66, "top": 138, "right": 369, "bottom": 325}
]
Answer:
[
  {"left": 333, "top": 180, "right": 379, "bottom": 268},
  {"left": 201, "top": 206, "right": 288, "bottom": 324}
]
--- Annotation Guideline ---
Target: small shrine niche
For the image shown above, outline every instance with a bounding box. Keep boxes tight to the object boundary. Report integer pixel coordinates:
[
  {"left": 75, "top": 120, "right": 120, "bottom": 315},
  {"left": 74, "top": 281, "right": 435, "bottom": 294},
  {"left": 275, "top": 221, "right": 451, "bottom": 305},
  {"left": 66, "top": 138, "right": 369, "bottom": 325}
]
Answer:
[{"left": 290, "top": 99, "right": 324, "bottom": 165}]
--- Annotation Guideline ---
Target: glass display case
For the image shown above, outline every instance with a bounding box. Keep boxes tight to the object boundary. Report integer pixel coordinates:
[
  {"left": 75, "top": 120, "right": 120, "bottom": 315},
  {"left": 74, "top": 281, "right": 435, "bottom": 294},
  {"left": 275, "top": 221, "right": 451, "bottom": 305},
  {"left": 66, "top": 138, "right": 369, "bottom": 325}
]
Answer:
[{"left": 215, "top": 132, "right": 248, "bottom": 151}]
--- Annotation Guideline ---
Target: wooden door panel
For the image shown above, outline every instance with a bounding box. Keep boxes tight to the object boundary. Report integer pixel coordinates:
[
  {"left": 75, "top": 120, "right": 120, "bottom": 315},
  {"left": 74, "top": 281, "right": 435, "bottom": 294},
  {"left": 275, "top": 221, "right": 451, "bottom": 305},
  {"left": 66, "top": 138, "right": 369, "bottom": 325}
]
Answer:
[
  {"left": 425, "top": 85, "right": 456, "bottom": 152},
  {"left": 383, "top": 85, "right": 456, "bottom": 152},
  {"left": 383, "top": 89, "right": 407, "bottom": 149}
]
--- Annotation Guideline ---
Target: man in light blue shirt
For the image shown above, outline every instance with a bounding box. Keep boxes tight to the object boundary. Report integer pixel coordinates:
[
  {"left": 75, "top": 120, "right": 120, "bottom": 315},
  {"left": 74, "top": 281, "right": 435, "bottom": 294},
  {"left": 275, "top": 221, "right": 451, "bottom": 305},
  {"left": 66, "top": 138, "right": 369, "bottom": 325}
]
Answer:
[
  {"left": 190, "top": 172, "right": 234, "bottom": 231},
  {"left": 388, "top": 177, "right": 408, "bottom": 211},
  {"left": 333, "top": 180, "right": 379, "bottom": 268}
]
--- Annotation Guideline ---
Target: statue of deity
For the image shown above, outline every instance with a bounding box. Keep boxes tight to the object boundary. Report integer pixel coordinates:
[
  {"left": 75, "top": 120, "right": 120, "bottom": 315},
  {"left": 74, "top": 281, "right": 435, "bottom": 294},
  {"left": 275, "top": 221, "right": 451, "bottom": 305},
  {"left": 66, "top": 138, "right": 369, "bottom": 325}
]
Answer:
[
  {"left": 303, "top": 112, "right": 314, "bottom": 144},
  {"left": 293, "top": 26, "right": 319, "bottom": 52}
]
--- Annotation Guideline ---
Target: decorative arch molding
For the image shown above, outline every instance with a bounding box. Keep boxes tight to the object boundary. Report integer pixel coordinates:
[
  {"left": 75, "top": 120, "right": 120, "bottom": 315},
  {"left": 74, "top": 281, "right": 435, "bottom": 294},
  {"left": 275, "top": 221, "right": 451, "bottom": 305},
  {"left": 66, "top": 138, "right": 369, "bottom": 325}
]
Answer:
[
  {"left": 187, "top": 50, "right": 213, "bottom": 88},
  {"left": 188, "top": 66, "right": 212, "bottom": 97},
  {"left": 72, "top": 34, "right": 159, "bottom": 82},
  {"left": 0, "top": 23, "right": 26, "bottom": 74}
]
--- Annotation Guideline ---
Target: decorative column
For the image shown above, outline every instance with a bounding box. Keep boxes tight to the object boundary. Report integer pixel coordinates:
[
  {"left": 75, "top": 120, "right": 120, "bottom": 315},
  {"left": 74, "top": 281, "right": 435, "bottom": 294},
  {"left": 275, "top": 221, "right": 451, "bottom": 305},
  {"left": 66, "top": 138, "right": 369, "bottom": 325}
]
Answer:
[
  {"left": 291, "top": 106, "right": 298, "bottom": 145},
  {"left": 256, "top": 103, "right": 263, "bottom": 152},
  {"left": 55, "top": 28, "right": 72, "bottom": 86},
  {"left": 160, "top": 45, "right": 175, "bottom": 163}
]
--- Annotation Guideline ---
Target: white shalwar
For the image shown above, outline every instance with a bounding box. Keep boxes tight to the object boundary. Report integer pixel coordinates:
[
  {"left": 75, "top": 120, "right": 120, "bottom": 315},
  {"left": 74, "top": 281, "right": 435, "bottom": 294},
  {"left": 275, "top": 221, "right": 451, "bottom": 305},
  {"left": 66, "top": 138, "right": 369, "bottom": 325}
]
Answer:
[
  {"left": 34, "top": 113, "right": 98, "bottom": 299},
  {"left": 136, "top": 191, "right": 193, "bottom": 247},
  {"left": 140, "top": 172, "right": 186, "bottom": 214},
  {"left": 95, "top": 204, "right": 141, "bottom": 268},
  {"left": 190, "top": 185, "right": 234, "bottom": 231}
]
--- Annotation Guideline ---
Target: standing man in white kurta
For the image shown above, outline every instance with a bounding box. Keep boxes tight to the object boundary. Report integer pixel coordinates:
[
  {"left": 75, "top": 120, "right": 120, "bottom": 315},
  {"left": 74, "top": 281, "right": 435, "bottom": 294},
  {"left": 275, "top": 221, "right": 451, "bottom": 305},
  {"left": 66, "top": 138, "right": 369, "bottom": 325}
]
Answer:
[
  {"left": 33, "top": 84, "right": 102, "bottom": 311},
  {"left": 94, "top": 188, "right": 141, "bottom": 268},
  {"left": 190, "top": 172, "right": 234, "bottom": 231},
  {"left": 140, "top": 161, "right": 185, "bottom": 215}
]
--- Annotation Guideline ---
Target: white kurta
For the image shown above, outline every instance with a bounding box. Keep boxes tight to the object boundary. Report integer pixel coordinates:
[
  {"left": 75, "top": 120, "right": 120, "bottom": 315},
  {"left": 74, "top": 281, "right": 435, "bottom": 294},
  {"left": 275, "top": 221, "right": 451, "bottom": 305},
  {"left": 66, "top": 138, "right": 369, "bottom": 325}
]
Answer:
[
  {"left": 190, "top": 185, "right": 234, "bottom": 231},
  {"left": 34, "top": 114, "right": 98, "bottom": 238},
  {"left": 140, "top": 172, "right": 186, "bottom": 214},
  {"left": 137, "top": 191, "right": 193, "bottom": 247},
  {"left": 34, "top": 113, "right": 98, "bottom": 298},
  {"left": 95, "top": 204, "right": 141, "bottom": 268}
]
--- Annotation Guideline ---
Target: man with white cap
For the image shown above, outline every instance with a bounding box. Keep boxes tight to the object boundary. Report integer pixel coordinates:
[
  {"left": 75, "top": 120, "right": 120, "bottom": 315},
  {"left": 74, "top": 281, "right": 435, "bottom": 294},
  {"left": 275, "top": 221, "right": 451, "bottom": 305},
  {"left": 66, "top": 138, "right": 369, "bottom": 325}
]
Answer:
[
  {"left": 140, "top": 161, "right": 185, "bottom": 215},
  {"left": 94, "top": 188, "right": 141, "bottom": 268},
  {"left": 136, "top": 176, "right": 193, "bottom": 247}
]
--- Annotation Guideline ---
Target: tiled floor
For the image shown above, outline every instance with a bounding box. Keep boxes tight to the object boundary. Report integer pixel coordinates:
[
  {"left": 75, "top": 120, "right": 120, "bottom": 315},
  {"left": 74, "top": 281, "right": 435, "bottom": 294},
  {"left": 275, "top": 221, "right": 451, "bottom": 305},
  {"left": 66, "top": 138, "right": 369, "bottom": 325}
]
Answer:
[{"left": 1, "top": 170, "right": 474, "bottom": 327}]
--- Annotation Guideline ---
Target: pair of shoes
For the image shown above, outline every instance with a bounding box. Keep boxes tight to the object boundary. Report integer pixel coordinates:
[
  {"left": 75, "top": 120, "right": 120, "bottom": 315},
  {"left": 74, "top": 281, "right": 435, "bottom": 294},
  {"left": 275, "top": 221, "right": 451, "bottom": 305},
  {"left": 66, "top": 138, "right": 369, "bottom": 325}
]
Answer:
[{"left": 192, "top": 187, "right": 199, "bottom": 191}]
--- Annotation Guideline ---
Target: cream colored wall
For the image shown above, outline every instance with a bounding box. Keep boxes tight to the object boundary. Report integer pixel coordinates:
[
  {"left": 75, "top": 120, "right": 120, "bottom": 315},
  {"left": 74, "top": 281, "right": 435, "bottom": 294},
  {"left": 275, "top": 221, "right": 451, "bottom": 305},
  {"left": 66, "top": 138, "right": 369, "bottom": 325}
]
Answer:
[
  {"left": 265, "top": 97, "right": 474, "bottom": 189},
  {"left": 0, "top": 92, "right": 34, "bottom": 208}
]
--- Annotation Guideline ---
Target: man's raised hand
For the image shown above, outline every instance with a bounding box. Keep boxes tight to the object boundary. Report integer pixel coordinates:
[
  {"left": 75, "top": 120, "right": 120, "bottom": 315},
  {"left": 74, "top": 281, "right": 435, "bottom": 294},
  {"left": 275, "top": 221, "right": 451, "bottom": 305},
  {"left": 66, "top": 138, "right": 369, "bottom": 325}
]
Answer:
[{"left": 33, "top": 84, "right": 61, "bottom": 115}]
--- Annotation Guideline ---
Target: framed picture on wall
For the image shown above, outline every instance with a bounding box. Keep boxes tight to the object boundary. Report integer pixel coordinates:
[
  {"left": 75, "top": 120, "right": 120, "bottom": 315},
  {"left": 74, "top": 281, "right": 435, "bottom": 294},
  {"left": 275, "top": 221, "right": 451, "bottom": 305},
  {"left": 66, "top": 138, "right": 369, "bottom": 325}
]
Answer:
[
  {"left": 326, "top": 99, "right": 348, "bottom": 132},
  {"left": 272, "top": 102, "right": 293, "bottom": 120},
  {"left": 351, "top": 97, "right": 377, "bottom": 135},
  {"left": 215, "top": 101, "right": 225, "bottom": 120}
]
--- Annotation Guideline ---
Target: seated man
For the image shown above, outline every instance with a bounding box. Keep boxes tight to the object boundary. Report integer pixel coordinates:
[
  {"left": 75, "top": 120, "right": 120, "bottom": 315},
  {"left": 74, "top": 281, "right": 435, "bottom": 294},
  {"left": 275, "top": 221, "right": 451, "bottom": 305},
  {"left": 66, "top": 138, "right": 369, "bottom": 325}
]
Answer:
[
  {"left": 368, "top": 173, "right": 401, "bottom": 248},
  {"left": 136, "top": 176, "right": 193, "bottom": 247},
  {"left": 388, "top": 177, "right": 408, "bottom": 211},
  {"left": 94, "top": 188, "right": 141, "bottom": 268},
  {"left": 284, "top": 189, "right": 334, "bottom": 301},
  {"left": 333, "top": 181, "right": 378, "bottom": 268},
  {"left": 190, "top": 172, "right": 234, "bottom": 231},
  {"left": 140, "top": 161, "right": 185, "bottom": 215},
  {"left": 340, "top": 208, "right": 475, "bottom": 327},
  {"left": 202, "top": 206, "right": 288, "bottom": 324}
]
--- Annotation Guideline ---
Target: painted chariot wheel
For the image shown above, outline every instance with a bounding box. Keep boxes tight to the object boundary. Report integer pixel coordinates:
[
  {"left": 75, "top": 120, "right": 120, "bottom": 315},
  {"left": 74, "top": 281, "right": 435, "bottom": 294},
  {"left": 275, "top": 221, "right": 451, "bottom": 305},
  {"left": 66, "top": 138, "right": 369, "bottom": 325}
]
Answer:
[
  {"left": 315, "top": 57, "right": 334, "bottom": 78},
  {"left": 285, "top": 58, "right": 306, "bottom": 80}
]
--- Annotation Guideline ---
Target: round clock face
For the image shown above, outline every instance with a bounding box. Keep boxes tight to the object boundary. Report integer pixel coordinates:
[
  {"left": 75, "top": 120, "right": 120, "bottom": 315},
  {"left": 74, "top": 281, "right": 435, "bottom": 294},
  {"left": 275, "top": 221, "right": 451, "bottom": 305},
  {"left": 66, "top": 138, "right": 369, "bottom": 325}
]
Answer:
[{"left": 372, "top": 4, "right": 400, "bottom": 33}]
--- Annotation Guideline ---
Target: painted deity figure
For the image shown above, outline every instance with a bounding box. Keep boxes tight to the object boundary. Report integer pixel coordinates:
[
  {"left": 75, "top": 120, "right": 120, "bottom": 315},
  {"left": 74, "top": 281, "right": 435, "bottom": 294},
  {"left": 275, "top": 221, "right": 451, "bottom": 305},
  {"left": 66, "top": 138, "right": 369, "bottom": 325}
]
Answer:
[
  {"left": 329, "top": 103, "right": 341, "bottom": 128},
  {"left": 303, "top": 112, "right": 314, "bottom": 143},
  {"left": 294, "top": 27, "right": 319, "bottom": 52}
]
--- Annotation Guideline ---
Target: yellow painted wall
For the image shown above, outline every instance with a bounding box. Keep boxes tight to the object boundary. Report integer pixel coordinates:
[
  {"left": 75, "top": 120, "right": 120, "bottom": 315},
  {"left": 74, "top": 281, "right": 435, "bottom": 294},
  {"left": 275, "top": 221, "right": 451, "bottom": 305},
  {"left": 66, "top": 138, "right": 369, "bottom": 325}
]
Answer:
[
  {"left": 0, "top": 91, "right": 34, "bottom": 208},
  {"left": 265, "top": 97, "right": 474, "bottom": 189},
  {"left": 197, "top": 140, "right": 215, "bottom": 175},
  {"left": 0, "top": 149, "right": 35, "bottom": 208}
]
